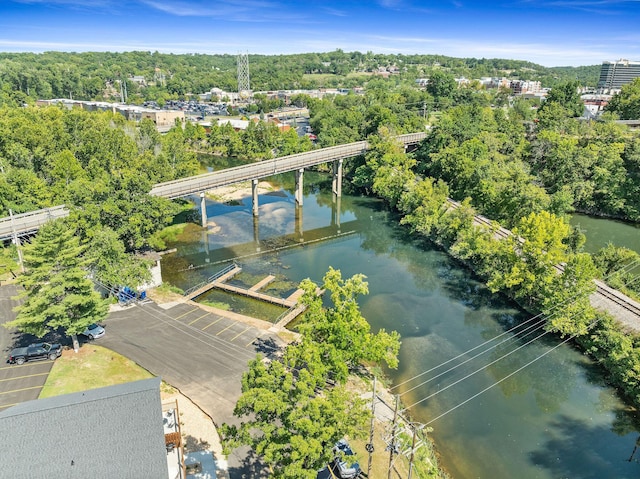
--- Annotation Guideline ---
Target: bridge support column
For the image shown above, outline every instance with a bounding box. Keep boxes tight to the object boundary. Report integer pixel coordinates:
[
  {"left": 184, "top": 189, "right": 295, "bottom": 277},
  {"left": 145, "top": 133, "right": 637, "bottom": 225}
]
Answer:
[
  {"left": 332, "top": 159, "right": 343, "bottom": 197},
  {"left": 252, "top": 179, "right": 259, "bottom": 217},
  {"left": 295, "top": 168, "right": 304, "bottom": 206},
  {"left": 200, "top": 193, "right": 207, "bottom": 227}
]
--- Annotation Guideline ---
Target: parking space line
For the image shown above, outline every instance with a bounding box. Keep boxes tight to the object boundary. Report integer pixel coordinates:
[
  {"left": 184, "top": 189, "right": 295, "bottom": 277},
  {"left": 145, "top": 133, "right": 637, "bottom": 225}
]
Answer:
[
  {"left": 230, "top": 327, "right": 251, "bottom": 341},
  {"left": 0, "top": 363, "right": 51, "bottom": 371},
  {"left": 174, "top": 308, "right": 198, "bottom": 320},
  {"left": 202, "top": 317, "right": 223, "bottom": 331},
  {"left": 216, "top": 322, "right": 236, "bottom": 336},
  {"left": 188, "top": 313, "right": 210, "bottom": 325},
  {"left": 0, "top": 403, "right": 17, "bottom": 409},
  {"left": 0, "top": 372, "right": 49, "bottom": 382},
  {"left": 246, "top": 338, "right": 256, "bottom": 347},
  {"left": 0, "top": 385, "right": 42, "bottom": 395}
]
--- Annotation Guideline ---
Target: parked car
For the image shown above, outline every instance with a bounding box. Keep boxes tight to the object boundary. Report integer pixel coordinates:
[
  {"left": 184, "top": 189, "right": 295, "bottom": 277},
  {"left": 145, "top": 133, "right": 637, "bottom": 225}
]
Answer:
[
  {"left": 81, "top": 323, "right": 105, "bottom": 340},
  {"left": 330, "top": 439, "right": 362, "bottom": 479},
  {"left": 7, "top": 342, "right": 62, "bottom": 365}
]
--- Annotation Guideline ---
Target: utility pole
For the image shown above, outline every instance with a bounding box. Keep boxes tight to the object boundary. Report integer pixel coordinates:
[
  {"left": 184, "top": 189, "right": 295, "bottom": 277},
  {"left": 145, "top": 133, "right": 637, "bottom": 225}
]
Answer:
[
  {"left": 408, "top": 423, "right": 424, "bottom": 479},
  {"left": 8, "top": 209, "right": 25, "bottom": 273},
  {"left": 366, "top": 377, "right": 377, "bottom": 477},
  {"left": 387, "top": 394, "right": 399, "bottom": 479}
]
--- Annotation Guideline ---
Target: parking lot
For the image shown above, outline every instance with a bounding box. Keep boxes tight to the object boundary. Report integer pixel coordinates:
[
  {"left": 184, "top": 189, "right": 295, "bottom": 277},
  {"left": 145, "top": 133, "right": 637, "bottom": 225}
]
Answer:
[
  {"left": 100, "top": 299, "right": 285, "bottom": 427},
  {"left": 0, "top": 284, "right": 54, "bottom": 411}
]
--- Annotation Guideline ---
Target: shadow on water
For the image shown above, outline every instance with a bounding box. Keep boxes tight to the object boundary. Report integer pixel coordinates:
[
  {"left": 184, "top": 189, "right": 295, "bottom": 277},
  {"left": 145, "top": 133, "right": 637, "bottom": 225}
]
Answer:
[{"left": 529, "top": 414, "right": 640, "bottom": 479}]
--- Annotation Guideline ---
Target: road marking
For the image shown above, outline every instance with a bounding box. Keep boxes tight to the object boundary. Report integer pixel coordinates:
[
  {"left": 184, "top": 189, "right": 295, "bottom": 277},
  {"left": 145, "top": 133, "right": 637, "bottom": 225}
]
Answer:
[
  {"left": 0, "top": 403, "right": 17, "bottom": 409},
  {"left": 0, "top": 385, "right": 42, "bottom": 395},
  {"left": 216, "top": 322, "right": 236, "bottom": 336},
  {"left": 246, "top": 338, "right": 256, "bottom": 347},
  {"left": 230, "top": 327, "right": 251, "bottom": 341},
  {"left": 188, "top": 313, "right": 210, "bottom": 325},
  {"left": 0, "top": 362, "right": 51, "bottom": 371},
  {"left": 202, "top": 317, "right": 223, "bottom": 331},
  {"left": 174, "top": 308, "right": 198, "bottom": 320},
  {"left": 0, "top": 372, "right": 49, "bottom": 382}
]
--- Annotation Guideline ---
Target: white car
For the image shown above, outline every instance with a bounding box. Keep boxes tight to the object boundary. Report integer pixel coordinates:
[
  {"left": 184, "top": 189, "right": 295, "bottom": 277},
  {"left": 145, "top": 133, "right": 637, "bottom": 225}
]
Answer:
[{"left": 81, "top": 323, "right": 105, "bottom": 340}]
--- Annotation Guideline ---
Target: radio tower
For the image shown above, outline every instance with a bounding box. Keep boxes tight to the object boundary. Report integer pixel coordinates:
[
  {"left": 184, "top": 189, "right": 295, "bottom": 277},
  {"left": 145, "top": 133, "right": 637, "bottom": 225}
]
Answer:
[{"left": 237, "top": 52, "right": 251, "bottom": 98}]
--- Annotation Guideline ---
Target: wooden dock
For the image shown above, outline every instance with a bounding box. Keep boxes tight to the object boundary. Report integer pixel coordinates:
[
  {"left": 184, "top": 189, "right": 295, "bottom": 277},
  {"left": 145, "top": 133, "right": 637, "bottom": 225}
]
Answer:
[
  {"left": 187, "top": 264, "right": 316, "bottom": 330},
  {"left": 272, "top": 304, "right": 308, "bottom": 330},
  {"left": 186, "top": 265, "right": 242, "bottom": 300},
  {"left": 213, "top": 282, "right": 301, "bottom": 308},
  {"left": 249, "top": 275, "right": 275, "bottom": 292}
]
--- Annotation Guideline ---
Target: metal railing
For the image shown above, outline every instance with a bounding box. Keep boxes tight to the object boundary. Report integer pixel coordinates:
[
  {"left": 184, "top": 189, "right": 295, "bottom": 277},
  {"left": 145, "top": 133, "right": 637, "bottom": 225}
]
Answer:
[
  {"left": 183, "top": 262, "right": 239, "bottom": 298},
  {"left": 149, "top": 132, "right": 427, "bottom": 199},
  {"left": 0, "top": 205, "right": 70, "bottom": 240}
]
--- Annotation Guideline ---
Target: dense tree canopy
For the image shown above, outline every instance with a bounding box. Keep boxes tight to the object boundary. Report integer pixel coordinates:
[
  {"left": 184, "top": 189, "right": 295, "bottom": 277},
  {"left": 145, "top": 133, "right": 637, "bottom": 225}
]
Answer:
[
  {"left": 0, "top": 50, "right": 599, "bottom": 106},
  {"left": 5, "top": 219, "right": 109, "bottom": 339},
  {"left": 222, "top": 268, "right": 400, "bottom": 477},
  {"left": 605, "top": 78, "right": 640, "bottom": 120}
]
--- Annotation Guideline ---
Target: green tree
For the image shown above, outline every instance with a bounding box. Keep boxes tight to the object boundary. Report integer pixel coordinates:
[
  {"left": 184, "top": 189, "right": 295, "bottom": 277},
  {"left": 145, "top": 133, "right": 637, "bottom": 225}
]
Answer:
[
  {"left": 605, "top": 77, "right": 640, "bottom": 120},
  {"left": 539, "top": 80, "right": 583, "bottom": 117},
  {"left": 426, "top": 70, "right": 457, "bottom": 109},
  {"left": 4, "top": 219, "right": 109, "bottom": 346},
  {"left": 86, "top": 226, "right": 152, "bottom": 288},
  {"left": 221, "top": 352, "right": 368, "bottom": 479},
  {"left": 296, "top": 267, "right": 401, "bottom": 382}
]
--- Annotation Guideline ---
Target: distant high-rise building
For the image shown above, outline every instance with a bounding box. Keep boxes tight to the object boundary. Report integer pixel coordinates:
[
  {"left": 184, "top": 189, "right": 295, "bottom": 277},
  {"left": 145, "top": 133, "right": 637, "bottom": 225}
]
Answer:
[{"left": 598, "top": 59, "right": 640, "bottom": 90}]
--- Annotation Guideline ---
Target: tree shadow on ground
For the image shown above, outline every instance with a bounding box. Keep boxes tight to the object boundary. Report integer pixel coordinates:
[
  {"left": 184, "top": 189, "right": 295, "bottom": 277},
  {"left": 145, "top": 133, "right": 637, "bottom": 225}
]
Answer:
[
  {"left": 183, "top": 434, "right": 210, "bottom": 453},
  {"left": 252, "top": 336, "right": 282, "bottom": 359},
  {"left": 226, "top": 446, "right": 269, "bottom": 479}
]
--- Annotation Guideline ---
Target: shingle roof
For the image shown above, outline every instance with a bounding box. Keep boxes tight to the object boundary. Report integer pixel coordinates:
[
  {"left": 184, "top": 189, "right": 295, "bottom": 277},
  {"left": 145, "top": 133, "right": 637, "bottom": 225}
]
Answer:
[{"left": 0, "top": 377, "right": 169, "bottom": 479}]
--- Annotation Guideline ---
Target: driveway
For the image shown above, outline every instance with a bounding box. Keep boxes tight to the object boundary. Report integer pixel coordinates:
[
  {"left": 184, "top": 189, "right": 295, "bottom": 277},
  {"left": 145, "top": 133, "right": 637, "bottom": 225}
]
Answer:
[
  {"left": 0, "top": 284, "right": 54, "bottom": 411},
  {"left": 101, "top": 299, "right": 286, "bottom": 478}
]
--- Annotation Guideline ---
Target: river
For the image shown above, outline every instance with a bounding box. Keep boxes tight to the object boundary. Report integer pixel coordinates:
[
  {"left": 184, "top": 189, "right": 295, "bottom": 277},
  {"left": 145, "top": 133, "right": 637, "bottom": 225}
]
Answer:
[
  {"left": 571, "top": 213, "right": 640, "bottom": 255},
  {"left": 161, "top": 171, "right": 640, "bottom": 479}
]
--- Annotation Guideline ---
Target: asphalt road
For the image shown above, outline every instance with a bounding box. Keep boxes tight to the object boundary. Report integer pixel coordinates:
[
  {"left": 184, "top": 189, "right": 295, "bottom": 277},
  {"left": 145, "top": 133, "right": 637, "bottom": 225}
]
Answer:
[
  {"left": 0, "top": 284, "right": 54, "bottom": 411},
  {"left": 101, "top": 299, "right": 286, "bottom": 478}
]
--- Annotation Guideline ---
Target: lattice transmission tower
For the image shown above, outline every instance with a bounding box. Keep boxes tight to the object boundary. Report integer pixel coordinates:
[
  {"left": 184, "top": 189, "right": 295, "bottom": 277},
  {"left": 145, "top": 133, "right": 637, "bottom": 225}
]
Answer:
[{"left": 237, "top": 52, "right": 251, "bottom": 98}]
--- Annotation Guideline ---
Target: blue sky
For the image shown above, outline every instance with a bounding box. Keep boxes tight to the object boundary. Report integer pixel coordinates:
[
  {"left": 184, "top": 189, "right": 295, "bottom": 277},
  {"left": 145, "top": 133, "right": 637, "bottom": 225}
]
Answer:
[{"left": 0, "top": 0, "right": 639, "bottom": 67}]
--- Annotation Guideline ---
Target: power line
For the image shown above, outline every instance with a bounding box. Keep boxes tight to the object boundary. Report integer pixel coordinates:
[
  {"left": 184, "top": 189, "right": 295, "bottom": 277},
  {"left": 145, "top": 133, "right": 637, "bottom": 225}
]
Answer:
[{"left": 403, "top": 272, "right": 640, "bottom": 417}]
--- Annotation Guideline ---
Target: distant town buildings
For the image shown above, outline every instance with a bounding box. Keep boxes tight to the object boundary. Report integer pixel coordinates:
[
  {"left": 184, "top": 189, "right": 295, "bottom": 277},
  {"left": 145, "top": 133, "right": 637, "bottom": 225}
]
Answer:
[
  {"left": 598, "top": 59, "right": 640, "bottom": 92},
  {"left": 36, "top": 99, "right": 184, "bottom": 132}
]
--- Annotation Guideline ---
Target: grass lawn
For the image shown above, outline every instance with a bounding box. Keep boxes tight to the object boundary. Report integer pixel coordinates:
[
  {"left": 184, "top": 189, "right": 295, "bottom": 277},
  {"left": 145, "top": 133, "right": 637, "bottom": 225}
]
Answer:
[{"left": 39, "top": 344, "right": 154, "bottom": 398}]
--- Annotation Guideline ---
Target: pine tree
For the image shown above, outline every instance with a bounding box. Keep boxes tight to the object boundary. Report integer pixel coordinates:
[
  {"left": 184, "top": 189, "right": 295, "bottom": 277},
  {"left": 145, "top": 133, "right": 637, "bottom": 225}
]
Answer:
[{"left": 5, "top": 219, "right": 109, "bottom": 347}]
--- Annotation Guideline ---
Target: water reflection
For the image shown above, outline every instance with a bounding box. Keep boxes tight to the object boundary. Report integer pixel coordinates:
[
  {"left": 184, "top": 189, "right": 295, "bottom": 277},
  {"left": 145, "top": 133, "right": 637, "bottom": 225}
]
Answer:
[{"left": 161, "top": 176, "right": 640, "bottom": 479}]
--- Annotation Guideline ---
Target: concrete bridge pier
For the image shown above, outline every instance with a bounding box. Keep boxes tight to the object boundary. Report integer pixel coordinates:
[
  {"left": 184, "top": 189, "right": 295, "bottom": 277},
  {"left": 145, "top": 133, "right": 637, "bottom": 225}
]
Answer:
[
  {"left": 200, "top": 192, "right": 207, "bottom": 227},
  {"left": 252, "top": 179, "right": 259, "bottom": 217},
  {"left": 295, "top": 168, "right": 304, "bottom": 206},
  {"left": 332, "top": 159, "right": 343, "bottom": 197}
]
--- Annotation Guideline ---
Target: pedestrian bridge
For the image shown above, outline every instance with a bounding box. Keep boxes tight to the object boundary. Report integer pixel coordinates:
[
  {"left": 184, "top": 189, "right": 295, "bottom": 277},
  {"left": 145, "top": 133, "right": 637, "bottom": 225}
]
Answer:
[
  {"left": 149, "top": 132, "right": 426, "bottom": 199},
  {"left": 0, "top": 132, "right": 426, "bottom": 240}
]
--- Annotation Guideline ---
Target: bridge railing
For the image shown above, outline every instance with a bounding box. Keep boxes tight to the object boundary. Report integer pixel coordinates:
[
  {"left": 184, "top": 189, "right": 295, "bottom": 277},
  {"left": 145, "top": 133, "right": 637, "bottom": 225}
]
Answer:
[
  {"left": 0, "top": 205, "right": 70, "bottom": 240},
  {"left": 150, "top": 132, "right": 427, "bottom": 199}
]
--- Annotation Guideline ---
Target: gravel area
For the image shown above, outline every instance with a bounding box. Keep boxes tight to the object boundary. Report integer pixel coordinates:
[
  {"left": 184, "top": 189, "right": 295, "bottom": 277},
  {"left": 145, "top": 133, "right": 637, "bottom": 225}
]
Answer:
[{"left": 161, "top": 386, "right": 228, "bottom": 479}]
